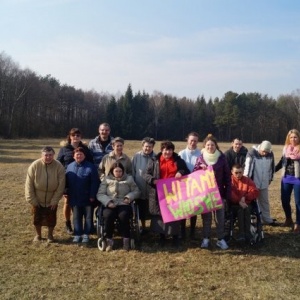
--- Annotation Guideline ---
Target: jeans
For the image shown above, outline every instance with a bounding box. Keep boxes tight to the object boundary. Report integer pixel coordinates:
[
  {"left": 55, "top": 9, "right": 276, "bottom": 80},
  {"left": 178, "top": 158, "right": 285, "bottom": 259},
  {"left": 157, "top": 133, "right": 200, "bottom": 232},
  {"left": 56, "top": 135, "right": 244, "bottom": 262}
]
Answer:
[
  {"left": 72, "top": 206, "right": 92, "bottom": 236},
  {"left": 281, "top": 182, "right": 300, "bottom": 224}
]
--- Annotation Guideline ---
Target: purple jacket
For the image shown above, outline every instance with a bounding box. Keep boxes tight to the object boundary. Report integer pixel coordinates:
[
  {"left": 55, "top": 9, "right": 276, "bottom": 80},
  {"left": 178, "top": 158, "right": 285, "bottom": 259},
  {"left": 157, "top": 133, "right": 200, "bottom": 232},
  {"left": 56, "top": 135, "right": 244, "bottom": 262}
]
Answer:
[{"left": 193, "top": 152, "right": 231, "bottom": 200}]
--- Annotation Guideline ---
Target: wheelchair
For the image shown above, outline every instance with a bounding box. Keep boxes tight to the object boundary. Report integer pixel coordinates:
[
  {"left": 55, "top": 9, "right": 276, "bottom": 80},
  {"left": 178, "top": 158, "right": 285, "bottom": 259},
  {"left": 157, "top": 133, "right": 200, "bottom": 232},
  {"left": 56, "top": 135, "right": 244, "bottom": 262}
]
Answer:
[
  {"left": 96, "top": 201, "right": 141, "bottom": 251},
  {"left": 224, "top": 200, "right": 264, "bottom": 246}
]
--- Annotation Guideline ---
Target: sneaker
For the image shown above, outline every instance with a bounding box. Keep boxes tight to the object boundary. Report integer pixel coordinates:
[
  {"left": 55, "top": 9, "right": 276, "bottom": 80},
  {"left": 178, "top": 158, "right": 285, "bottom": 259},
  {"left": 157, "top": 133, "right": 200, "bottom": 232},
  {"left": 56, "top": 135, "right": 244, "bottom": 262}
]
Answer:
[
  {"left": 106, "top": 239, "right": 114, "bottom": 252},
  {"left": 82, "top": 234, "right": 89, "bottom": 243},
  {"left": 216, "top": 239, "right": 229, "bottom": 250},
  {"left": 201, "top": 238, "right": 210, "bottom": 248},
  {"left": 65, "top": 221, "right": 73, "bottom": 234},
  {"left": 33, "top": 235, "right": 42, "bottom": 242},
  {"left": 73, "top": 235, "right": 81, "bottom": 243},
  {"left": 47, "top": 235, "right": 54, "bottom": 243}
]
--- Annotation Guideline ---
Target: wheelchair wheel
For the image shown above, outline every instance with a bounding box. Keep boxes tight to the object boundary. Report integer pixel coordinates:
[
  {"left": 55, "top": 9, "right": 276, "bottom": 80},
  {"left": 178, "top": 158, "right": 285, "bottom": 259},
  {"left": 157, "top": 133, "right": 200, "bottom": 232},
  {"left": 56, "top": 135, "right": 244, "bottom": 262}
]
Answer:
[{"left": 97, "top": 238, "right": 107, "bottom": 251}]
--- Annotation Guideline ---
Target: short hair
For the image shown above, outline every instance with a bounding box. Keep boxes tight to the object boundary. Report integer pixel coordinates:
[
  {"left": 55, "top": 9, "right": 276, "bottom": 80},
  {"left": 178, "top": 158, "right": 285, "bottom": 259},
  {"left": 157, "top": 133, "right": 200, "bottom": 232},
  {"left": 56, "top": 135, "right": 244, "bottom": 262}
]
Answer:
[
  {"left": 232, "top": 163, "right": 243, "bottom": 170},
  {"left": 160, "top": 140, "right": 175, "bottom": 151},
  {"left": 186, "top": 132, "right": 199, "bottom": 140},
  {"left": 99, "top": 123, "right": 111, "bottom": 130},
  {"left": 142, "top": 137, "right": 156, "bottom": 146},
  {"left": 41, "top": 146, "right": 55, "bottom": 154},
  {"left": 73, "top": 147, "right": 86, "bottom": 155},
  {"left": 109, "top": 162, "right": 125, "bottom": 175},
  {"left": 203, "top": 134, "right": 220, "bottom": 151},
  {"left": 232, "top": 137, "right": 242, "bottom": 143},
  {"left": 112, "top": 137, "right": 124, "bottom": 145}
]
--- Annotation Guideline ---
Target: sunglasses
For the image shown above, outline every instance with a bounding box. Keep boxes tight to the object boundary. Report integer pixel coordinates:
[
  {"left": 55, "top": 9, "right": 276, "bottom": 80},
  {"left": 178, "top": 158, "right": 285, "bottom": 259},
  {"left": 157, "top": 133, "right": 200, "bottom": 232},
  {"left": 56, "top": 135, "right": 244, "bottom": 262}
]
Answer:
[{"left": 71, "top": 134, "right": 81, "bottom": 137}]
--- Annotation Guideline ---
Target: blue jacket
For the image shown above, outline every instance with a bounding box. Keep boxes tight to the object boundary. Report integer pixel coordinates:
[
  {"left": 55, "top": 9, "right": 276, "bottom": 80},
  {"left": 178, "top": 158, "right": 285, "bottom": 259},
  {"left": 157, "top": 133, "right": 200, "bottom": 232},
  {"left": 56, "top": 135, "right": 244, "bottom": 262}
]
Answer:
[{"left": 66, "top": 160, "right": 100, "bottom": 207}]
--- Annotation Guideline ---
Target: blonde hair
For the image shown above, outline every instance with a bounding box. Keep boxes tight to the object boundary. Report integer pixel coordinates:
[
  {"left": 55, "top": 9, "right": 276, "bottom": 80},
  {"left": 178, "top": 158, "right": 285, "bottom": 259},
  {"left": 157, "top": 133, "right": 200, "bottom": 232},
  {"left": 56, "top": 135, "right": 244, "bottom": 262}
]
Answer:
[{"left": 285, "top": 129, "right": 300, "bottom": 147}]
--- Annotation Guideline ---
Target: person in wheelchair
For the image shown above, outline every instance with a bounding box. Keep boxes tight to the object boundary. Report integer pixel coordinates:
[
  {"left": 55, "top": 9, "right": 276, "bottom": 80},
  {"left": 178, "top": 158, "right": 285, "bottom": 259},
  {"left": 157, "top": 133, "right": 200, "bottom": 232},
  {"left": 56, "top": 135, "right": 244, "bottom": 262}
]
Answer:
[
  {"left": 97, "top": 162, "right": 140, "bottom": 251},
  {"left": 230, "top": 164, "right": 259, "bottom": 242}
]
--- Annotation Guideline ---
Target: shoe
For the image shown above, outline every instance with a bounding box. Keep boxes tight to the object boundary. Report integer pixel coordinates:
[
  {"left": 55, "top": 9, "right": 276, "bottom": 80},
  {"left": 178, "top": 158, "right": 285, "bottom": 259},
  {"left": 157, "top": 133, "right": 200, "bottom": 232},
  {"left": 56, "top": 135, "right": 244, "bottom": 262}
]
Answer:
[
  {"left": 216, "top": 239, "right": 229, "bottom": 250},
  {"left": 47, "top": 235, "right": 54, "bottom": 243},
  {"left": 123, "top": 238, "right": 130, "bottom": 251},
  {"left": 65, "top": 221, "right": 73, "bottom": 234},
  {"left": 141, "top": 228, "right": 149, "bottom": 236},
  {"left": 281, "top": 218, "right": 294, "bottom": 227},
  {"left": 236, "top": 234, "right": 246, "bottom": 242},
  {"left": 190, "top": 230, "right": 196, "bottom": 240},
  {"left": 172, "top": 235, "right": 180, "bottom": 248},
  {"left": 106, "top": 239, "right": 114, "bottom": 252},
  {"left": 73, "top": 235, "right": 81, "bottom": 243},
  {"left": 82, "top": 234, "right": 89, "bottom": 243},
  {"left": 294, "top": 224, "right": 300, "bottom": 233},
  {"left": 201, "top": 238, "right": 210, "bottom": 248},
  {"left": 33, "top": 235, "right": 41, "bottom": 242},
  {"left": 266, "top": 221, "right": 280, "bottom": 227},
  {"left": 159, "top": 234, "right": 166, "bottom": 247}
]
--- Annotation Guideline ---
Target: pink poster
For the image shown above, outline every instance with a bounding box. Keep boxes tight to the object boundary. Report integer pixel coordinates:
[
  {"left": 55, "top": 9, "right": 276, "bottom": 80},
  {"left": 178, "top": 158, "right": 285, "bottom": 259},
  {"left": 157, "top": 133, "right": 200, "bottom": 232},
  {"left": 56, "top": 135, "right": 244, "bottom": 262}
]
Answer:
[{"left": 156, "top": 167, "right": 223, "bottom": 223}]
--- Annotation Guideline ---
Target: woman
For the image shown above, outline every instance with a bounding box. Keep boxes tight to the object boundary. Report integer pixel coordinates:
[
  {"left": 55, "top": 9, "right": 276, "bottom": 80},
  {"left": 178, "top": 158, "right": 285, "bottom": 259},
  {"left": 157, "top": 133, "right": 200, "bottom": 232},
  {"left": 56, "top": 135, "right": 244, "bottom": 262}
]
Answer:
[
  {"left": 193, "top": 134, "right": 231, "bottom": 250},
  {"left": 57, "top": 128, "right": 93, "bottom": 234},
  {"left": 275, "top": 129, "right": 300, "bottom": 232},
  {"left": 99, "top": 137, "right": 132, "bottom": 180},
  {"left": 97, "top": 162, "right": 140, "bottom": 251},
  {"left": 25, "top": 146, "right": 65, "bottom": 243},
  {"left": 144, "top": 140, "right": 190, "bottom": 247},
  {"left": 132, "top": 137, "right": 156, "bottom": 234},
  {"left": 65, "top": 147, "right": 100, "bottom": 243}
]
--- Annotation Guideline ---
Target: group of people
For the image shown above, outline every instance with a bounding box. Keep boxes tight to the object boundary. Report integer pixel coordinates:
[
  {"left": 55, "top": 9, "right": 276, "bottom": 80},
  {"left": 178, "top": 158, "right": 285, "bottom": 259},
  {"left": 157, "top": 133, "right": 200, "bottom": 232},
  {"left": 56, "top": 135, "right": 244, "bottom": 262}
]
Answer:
[{"left": 25, "top": 123, "right": 300, "bottom": 251}]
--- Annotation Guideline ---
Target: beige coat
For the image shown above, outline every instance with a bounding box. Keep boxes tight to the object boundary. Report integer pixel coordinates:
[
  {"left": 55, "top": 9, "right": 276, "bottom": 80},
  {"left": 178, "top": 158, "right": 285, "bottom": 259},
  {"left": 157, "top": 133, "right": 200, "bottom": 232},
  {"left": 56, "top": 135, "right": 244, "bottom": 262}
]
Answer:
[
  {"left": 97, "top": 173, "right": 140, "bottom": 207},
  {"left": 25, "top": 158, "right": 65, "bottom": 207}
]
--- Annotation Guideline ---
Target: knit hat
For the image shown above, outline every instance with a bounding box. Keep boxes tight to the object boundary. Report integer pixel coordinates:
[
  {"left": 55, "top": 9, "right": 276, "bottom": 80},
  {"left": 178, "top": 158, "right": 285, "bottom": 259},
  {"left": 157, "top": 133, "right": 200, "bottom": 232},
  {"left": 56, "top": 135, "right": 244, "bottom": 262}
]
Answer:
[{"left": 260, "top": 140, "right": 272, "bottom": 152}]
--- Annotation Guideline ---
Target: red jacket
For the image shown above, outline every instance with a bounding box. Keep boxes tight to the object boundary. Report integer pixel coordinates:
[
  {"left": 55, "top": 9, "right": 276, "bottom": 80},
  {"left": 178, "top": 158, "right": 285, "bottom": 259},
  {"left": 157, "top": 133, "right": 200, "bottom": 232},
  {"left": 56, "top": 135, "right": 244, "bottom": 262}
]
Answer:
[{"left": 230, "top": 175, "right": 259, "bottom": 205}]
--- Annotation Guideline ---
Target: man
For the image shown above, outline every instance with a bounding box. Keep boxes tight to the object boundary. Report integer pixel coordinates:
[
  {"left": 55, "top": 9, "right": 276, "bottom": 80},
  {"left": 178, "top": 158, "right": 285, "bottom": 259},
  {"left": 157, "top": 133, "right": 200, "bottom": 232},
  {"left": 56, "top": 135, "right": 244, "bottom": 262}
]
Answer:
[
  {"left": 224, "top": 138, "right": 248, "bottom": 170},
  {"left": 25, "top": 146, "right": 65, "bottom": 242},
  {"left": 178, "top": 132, "right": 201, "bottom": 239},
  {"left": 88, "top": 123, "right": 114, "bottom": 170},
  {"left": 132, "top": 137, "right": 156, "bottom": 234},
  {"left": 244, "top": 140, "right": 279, "bottom": 226}
]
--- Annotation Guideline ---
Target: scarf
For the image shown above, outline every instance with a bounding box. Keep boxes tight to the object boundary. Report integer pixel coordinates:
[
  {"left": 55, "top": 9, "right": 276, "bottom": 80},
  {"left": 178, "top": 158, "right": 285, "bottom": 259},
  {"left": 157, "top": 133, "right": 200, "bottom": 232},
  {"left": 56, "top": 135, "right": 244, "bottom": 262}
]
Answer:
[
  {"left": 202, "top": 149, "right": 221, "bottom": 165},
  {"left": 284, "top": 145, "right": 300, "bottom": 160}
]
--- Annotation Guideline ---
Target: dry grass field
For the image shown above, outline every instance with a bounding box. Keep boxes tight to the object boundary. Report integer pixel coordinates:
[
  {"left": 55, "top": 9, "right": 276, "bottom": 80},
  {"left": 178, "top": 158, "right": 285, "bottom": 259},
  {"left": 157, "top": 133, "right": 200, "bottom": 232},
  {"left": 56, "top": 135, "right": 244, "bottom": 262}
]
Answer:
[{"left": 1, "top": 138, "right": 300, "bottom": 300}]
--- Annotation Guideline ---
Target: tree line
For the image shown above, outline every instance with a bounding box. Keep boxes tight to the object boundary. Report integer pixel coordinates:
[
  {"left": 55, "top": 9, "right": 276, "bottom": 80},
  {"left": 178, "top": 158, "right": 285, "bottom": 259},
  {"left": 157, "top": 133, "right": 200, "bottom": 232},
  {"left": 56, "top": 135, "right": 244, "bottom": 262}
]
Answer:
[{"left": 1, "top": 51, "right": 299, "bottom": 143}]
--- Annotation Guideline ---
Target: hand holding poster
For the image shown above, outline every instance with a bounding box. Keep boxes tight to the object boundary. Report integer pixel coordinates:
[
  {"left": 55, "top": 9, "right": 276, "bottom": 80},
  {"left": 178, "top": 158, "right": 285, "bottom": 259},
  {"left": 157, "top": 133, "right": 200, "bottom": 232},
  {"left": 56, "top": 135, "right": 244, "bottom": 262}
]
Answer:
[{"left": 156, "top": 166, "right": 223, "bottom": 223}]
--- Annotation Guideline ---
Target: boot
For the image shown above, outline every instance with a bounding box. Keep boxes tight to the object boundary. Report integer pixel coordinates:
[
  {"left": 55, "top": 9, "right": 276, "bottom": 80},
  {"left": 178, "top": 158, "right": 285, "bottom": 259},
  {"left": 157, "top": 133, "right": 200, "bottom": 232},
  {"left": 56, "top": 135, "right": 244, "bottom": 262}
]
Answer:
[
  {"left": 106, "top": 239, "right": 114, "bottom": 252},
  {"left": 123, "top": 238, "right": 130, "bottom": 251},
  {"left": 65, "top": 220, "right": 73, "bottom": 234},
  {"left": 281, "top": 218, "right": 293, "bottom": 228}
]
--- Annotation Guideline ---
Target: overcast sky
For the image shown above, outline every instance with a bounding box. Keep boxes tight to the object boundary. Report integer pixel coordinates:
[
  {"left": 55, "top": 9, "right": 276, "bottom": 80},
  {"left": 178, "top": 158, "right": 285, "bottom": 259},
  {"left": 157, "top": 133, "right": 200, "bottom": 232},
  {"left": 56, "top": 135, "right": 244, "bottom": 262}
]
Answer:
[{"left": 1, "top": 0, "right": 300, "bottom": 99}]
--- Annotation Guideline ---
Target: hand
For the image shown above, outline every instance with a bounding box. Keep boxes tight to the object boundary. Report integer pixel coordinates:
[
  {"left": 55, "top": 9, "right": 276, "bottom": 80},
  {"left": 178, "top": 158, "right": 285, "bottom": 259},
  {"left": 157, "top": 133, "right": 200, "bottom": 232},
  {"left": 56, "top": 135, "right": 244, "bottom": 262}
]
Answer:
[
  {"left": 108, "top": 201, "right": 116, "bottom": 208},
  {"left": 123, "top": 198, "right": 130, "bottom": 204},
  {"left": 89, "top": 198, "right": 95, "bottom": 203},
  {"left": 200, "top": 164, "right": 207, "bottom": 170},
  {"left": 175, "top": 172, "right": 182, "bottom": 178},
  {"left": 239, "top": 199, "right": 248, "bottom": 209}
]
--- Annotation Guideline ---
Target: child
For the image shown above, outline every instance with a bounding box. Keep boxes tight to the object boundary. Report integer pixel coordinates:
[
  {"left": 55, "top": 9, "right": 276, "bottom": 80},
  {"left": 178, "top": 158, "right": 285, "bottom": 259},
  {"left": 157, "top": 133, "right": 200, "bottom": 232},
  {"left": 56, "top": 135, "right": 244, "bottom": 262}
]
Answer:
[{"left": 230, "top": 164, "right": 259, "bottom": 242}]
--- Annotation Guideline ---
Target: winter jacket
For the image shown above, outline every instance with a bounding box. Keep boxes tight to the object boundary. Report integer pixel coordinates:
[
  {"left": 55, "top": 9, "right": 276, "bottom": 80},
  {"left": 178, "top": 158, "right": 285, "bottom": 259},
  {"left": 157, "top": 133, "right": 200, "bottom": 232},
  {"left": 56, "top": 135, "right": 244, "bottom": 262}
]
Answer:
[
  {"left": 57, "top": 141, "right": 93, "bottom": 169},
  {"left": 25, "top": 159, "right": 65, "bottom": 207},
  {"left": 230, "top": 176, "right": 259, "bottom": 205},
  {"left": 244, "top": 145, "right": 274, "bottom": 189},
  {"left": 97, "top": 173, "right": 140, "bottom": 207},
  {"left": 143, "top": 152, "right": 190, "bottom": 216},
  {"left": 99, "top": 151, "right": 132, "bottom": 180},
  {"left": 224, "top": 146, "right": 248, "bottom": 170},
  {"left": 88, "top": 135, "right": 113, "bottom": 169},
  {"left": 65, "top": 160, "right": 100, "bottom": 207},
  {"left": 193, "top": 152, "right": 231, "bottom": 200},
  {"left": 132, "top": 150, "right": 155, "bottom": 200}
]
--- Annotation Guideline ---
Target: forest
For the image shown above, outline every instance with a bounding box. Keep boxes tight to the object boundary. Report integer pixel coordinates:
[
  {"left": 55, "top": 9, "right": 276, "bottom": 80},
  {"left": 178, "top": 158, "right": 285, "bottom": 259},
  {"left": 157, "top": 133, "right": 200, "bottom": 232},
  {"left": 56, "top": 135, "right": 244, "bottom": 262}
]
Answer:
[{"left": 1, "top": 51, "right": 299, "bottom": 143}]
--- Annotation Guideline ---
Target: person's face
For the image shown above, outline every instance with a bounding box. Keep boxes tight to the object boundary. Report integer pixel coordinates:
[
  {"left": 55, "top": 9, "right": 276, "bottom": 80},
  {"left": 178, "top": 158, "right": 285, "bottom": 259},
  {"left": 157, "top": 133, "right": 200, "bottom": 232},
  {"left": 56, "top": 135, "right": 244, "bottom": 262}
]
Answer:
[
  {"left": 142, "top": 142, "right": 154, "bottom": 155},
  {"left": 113, "top": 167, "right": 123, "bottom": 178},
  {"left": 99, "top": 125, "right": 110, "bottom": 141},
  {"left": 161, "top": 148, "right": 173, "bottom": 159},
  {"left": 187, "top": 135, "right": 198, "bottom": 150},
  {"left": 41, "top": 151, "right": 55, "bottom": 164},
  {"left": 205, "top": 140, "right": 216, "bottom": 154},
  {"left": 289, "top": 133, "right": 300, "bottom": 146},
  {"left": 258, "top": 150, "right": 269, "bottom": 157},
  {"left": 70, "top": 132, "right": 81, "bottom": 143},
  {"left": 232, "top": 167, "right": 243, "bottom": 180},
  {"left": 113, "top": 142, "right": 123, "bottom": 154},
  {"left": 232, "top": 139, "right": 242, "bottom": 153},
  {"left": 74, "top": 151, "right": 85, "bottom": 163}
]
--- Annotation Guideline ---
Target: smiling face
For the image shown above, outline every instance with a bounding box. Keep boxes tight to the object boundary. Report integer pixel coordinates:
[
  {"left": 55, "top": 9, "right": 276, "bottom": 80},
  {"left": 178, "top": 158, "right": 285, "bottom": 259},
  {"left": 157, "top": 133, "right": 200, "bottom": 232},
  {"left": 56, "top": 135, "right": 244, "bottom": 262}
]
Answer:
[
  {"left": 74, "top": 150, "right": 85, "bottom": 163},
  {"left": 99, "top": 124, "right": 110, "bottom": 141},
  {"left": 70, "top": 132, "right": 81, "bottom": 144},
  {"left": 113, "top": 141, "right": 124, "bottom": 155},
  {"left": 232, "top": 139, "right": 242, "bottom": 153},
  {"left": 41, "top": 150, "right": 55, "bottom": 164},
  {"left": 289, "top": 133, "right": 300, "bottom": 147},
  {"left": 204, "top": 140, "right": 216, "bottom": 154},
  {"left": 142, "top": 142, "right": 154, "bottom": 155},
  {"left": 187, "top": 135, "right": 199, "bottom": 150},
  {"left": 161, "top": 147, "right": 174, "bottom": 159}
]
